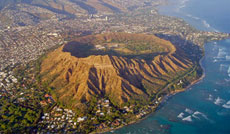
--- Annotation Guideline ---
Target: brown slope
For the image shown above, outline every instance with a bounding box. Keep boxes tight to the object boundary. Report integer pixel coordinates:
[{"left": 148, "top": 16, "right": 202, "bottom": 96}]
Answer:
[{"left": 40, "top": 33, "right": 193, "bottom": 108}]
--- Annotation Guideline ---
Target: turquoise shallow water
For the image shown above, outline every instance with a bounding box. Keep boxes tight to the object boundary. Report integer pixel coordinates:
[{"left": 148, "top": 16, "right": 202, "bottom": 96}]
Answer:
[{"left": 108, "top": 0, "right": 230, "bottom": 133}]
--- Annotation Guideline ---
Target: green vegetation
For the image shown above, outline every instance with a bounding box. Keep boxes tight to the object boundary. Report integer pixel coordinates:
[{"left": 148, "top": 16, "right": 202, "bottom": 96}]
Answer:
[
  {"left": 154, "top": 64, "right": 202, "bottom": 101},
  {"left": 0, "top": 55, "right": 57, "bottom": 133},
  {"left": 0, "top": 96, "right": 41, "bottom": 133},
  {"left": 124, "top": 40, "right": 165, "bottom": 54}
]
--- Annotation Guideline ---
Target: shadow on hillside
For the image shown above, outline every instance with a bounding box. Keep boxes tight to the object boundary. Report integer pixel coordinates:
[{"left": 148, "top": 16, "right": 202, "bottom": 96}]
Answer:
[
  {"left": 98, "top": 0, "right": 121, "bottom": 13},
  {"left": 70, "top": 0, "right": 97, "bottom": 14},
  {"left": 32, "top": 4, "right": 76, "bottom": 19},
  {"left": 155, "top": 34, "right": 203, "bottom": 62}
]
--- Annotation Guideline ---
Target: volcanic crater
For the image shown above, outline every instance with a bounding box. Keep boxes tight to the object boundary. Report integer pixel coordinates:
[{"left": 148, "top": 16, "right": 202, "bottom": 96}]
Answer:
[{"left": 40, "top": 33, "right": 193, "bottom": 109}]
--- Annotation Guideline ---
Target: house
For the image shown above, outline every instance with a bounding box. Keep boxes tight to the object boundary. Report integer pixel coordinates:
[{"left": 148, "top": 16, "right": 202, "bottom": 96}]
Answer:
[
  {"left": 96, "top": 109, "right": 101, "bottom": 113},
  {"left": 41, "top": 116, "right": 46, "bottom": 120},
  {"left": 48, "top": 98, "right": 52, "bottom": 103},
  {"left": 56, "top": 108, "right": 62, "bottom": 112},
  {"left": 62, "top": 115, "right": 65, "bottom": 119},
  {"left": 54, "top": 113, "right": 62, "bottom": 117},
  {"left": 40, "top": 100, "right": 48, "bottom": 106},
  {"left": 177, "top": 80, "right": 183, "bottom": 85},
  {"left": 111, "top": 44, "right": 118, "bottom": 48},
  {"left": 104, "top": 104, "right": 110, "bottom": 107},
  {"left": 136, "top": 113, "right": 143, "bottom": 118},
  {"left": 99, "top": 123, "right": 107, "bottom": 129},
  {"left": 47, "top": 33, "right": 58, "bottom": 37},
  {"left": 45, "top": 94, "right": 51, "bottom": 98},
  {"left": 77, "top": 116, "right": 87, "bottom": 122},
  {"left": 18, "top": 97, "right": 26, "bottom": 102},
  {"left": 158, "top": 97, "right": 162, "bottom": 101},
  {"left": 99, "top": 112, "right": 105, "bottom": 116},
  {"left": 104, "top": 100, "right": 109, "bottom": 103},
  {"left": 51, "top": 124, "right": 55, "bottom": 129},
  {"left": 95, "top": 45, "right": 105, "bottom": 50},
  {"left": 112, "top": 120, "right": 120, "bottom": 126}
]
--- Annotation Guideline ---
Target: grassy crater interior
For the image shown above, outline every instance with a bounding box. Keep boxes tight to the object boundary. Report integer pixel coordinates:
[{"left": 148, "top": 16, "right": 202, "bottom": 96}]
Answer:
[{"left": 63, "top": 33, "right": 174, "bottom": 60}]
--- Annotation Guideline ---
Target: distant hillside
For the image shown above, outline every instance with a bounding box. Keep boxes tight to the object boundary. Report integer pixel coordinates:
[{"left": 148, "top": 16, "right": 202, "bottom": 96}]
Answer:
[
  {"left": 40, "top": 33, "right": 194, "bottom": 109},
  {"left": 0, "top": 0, "right": 32, "bottom": 10},
  {"left": 0, "top": 0, "right": 156, "bottom": 14},
  {"left": 0, "top": 0, "right": 165, "bottom": 28}
]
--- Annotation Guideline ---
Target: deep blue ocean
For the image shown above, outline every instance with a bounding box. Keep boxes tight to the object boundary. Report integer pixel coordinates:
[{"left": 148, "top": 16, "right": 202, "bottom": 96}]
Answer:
[{"left": 107, "top": 0, "right": 230, "bottom": 133}]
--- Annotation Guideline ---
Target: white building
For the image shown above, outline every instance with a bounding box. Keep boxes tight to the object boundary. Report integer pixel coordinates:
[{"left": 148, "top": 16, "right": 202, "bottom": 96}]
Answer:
[{"left": 77, "top": 116, "right": 87, "bottom": 122}]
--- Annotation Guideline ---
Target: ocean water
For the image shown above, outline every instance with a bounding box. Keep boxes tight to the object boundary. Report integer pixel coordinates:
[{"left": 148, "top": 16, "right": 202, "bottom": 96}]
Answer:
[{"left": 107, "top": 0, "right": 230, "bottom": 134}]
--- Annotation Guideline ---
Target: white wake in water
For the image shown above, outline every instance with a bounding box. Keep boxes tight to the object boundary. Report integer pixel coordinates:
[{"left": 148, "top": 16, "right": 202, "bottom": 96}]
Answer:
[
  {"left": 214, "top": 97, "right": 225, "bottom": 105},
  {"left": 192, "top": 111, "right": 209, "bottom": 120},
  {"left": 219, "top": 64, "right": 229, "bottom": 72},
  {"left": 226, "top": 55, "right": 230, "bottom": 61},
  {"left": 185, "top": 108, "right": 193, "bottom": 114},
  {"left": 183, "top": 12, "right": 217, "bottom": 31},
  {"left": 216, "top": 47, "right": 230, "bottom": 62},
  {"left": 182, "top": 115, "right": 192, "bottom": 122},
  {"left": 207, "top": 94, "right": 213, "bottom": 101},
  {"left": 202, "top": 20, "right": 210, "bottom": 28},
  {"left": 217, "top": 48, "right": 227, "bottom": 58},
  {"left": 177, "top": 0, "right": 190, "bottom": 11},
  {"left": 177, "top": 112, "right": 185, "bottom": 119},
  {"left": 178, "top": 108, "right": 210, "bottom": 122},
  {"left": 185, "top": 13, "right": 200, "bottom": 20},
  {"left": 222, "top": 100, "right": 230, "bottom": 109}
]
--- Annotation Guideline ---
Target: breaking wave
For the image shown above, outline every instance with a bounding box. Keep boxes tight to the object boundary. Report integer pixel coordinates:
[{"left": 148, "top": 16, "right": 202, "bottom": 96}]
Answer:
[
  {"left": 182, "top": 115, "right": 192, "bottom": 122},
  {"left": 222, "top": 100, "right": 230, "bottom": 109},
  {"left": 178, "top": 0, "right": 189, "bottom": 10},
  {"left": 226, "top": 56, "right": 230, "bottom": 61},
  {"left": 177, "top": 112, "right": 185, "bottom": 119},
  {"left": 220, "top": 64, "right": 229, "bottom": 72},
  {"left": 177, "top": 108, "right": 211, "bottom": 123},
  {"left": 214, "top": 97, "right": 225, "bottom": 105},
  {"left": 185, "top": 108, "right": 193, "bottom": 114},
  {"left": 217, "top": 48, "right": 227, "bottom": 58},
  {"left": 207, "top": 94, "right": 213, "bottom": 101},
  {"left": 202, "top": 20, "right": 210, "bottom": 28},
  {"left": 193, "top": 111, "right": 209, "bottom": 120}
]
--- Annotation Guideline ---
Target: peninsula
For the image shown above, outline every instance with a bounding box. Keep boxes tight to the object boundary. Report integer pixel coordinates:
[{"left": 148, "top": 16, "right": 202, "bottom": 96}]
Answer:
[{"left": 0, "top": 0, "right": 229, "bottom": 133}]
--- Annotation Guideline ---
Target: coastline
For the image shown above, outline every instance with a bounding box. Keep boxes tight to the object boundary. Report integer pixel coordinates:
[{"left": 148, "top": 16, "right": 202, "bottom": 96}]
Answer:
[
  {"left": 166, "top": 53, "right": 206, "bottom": 97},
  {"left": 94, "top": 52, "right": 206, "bottom": 134}
]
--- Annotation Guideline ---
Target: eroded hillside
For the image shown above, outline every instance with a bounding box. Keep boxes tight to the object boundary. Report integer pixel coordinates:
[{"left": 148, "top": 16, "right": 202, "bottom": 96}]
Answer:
[{"left": 40, "top": 33, "right": 195, "bottom": 109}]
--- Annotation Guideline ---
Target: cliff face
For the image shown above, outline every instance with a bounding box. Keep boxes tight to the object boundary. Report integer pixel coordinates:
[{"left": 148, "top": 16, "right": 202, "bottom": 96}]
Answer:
[{"left": 40, "top": 33, "right": 193, "bottom": 108}]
